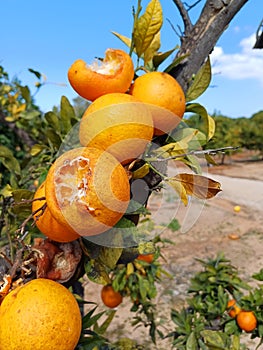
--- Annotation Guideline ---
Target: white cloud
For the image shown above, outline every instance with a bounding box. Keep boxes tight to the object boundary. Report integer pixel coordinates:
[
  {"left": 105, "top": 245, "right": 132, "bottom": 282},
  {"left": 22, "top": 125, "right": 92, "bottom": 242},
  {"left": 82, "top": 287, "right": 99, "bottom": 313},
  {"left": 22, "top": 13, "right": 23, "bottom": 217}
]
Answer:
[{"left": 210, "top": 34, "right": 263, "bottom": 85}]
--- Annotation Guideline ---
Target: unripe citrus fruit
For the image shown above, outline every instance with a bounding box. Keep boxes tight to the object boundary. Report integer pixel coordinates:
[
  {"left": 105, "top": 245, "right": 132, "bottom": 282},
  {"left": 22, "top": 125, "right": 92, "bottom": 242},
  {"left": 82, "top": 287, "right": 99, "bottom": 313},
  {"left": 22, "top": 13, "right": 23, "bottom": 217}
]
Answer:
[
  {"left": 68, "top": 48, "right": 134, "bottom": 101},
  {"left": 236, "top": 310, "right": 257, "bottom": 332},
  {"left": 227, "top": 299, "right": 241, "bottom": 318},
  {"left": 129, "top": 71, "right": 186, "bottom": 135},
  {"left": 79, "top": 93, "right": 153, "bottom": 164},
  {"left": 101, "top": 285, "right": 123, "bottom": 308},
  {"left": 32, "top": 181, "right": 80, "bottom": 242},
  {"left": 0, "top": 278, "right": 82, "bottom": 350},
  {"left": 45, "top": 147, "right": 130, "bottom": 237}
]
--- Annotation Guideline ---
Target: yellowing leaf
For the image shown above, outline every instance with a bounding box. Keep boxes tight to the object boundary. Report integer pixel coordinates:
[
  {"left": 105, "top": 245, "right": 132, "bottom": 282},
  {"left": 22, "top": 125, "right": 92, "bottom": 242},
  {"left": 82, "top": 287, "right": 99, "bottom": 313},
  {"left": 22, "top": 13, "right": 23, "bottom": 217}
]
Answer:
[
  {"left": 186, "top": 57, "right": 211, "bottom": 102},
  {"left": 153, "top": 129, "right": 199, "bottom": 158},
  {"left": 166, "top": 178, "right": 188, "bottom": 205},
  {"left": 132, "top": 163, "right": 150, "bottom": 179},
  {"left": 170, "top": 173, "right": 221, "bottom": 201},
  {"left": 111, "top": 31, "right": 132, "bottom": 49},
  {"left": 186, "top": 103, "right": 215, "bottom": 140},
  {"left": 143, "top": 31, "right": 161, "bottom": 65},
  {"left": 133, "top": 0, "right": 163, "bottom": 58}
]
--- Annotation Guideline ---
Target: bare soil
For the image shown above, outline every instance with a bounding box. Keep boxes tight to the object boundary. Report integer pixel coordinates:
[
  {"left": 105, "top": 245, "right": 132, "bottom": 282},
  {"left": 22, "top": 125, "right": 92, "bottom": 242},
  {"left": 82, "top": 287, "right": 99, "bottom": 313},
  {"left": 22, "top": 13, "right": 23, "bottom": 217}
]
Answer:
[{"left": 83, "top": 154, "right": 263, "bottom": 349}]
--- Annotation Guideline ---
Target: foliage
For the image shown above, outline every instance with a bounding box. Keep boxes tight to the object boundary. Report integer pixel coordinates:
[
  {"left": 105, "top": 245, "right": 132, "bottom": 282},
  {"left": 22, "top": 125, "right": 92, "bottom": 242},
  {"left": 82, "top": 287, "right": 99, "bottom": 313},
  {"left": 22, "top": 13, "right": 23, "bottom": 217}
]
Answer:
[{"left": 166, "top": 253, "right": 263, "bottom": 350}]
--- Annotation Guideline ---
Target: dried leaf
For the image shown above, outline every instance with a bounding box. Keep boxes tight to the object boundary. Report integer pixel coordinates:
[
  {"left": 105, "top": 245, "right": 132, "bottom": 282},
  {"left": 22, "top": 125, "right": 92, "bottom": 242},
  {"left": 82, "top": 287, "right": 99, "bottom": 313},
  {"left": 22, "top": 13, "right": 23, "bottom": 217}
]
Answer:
[
  {"left": 186, "top": 57, "right": 211, "bottom": 102},
  {"left": 133, "top": 0, "right": 163, "bottom": 58},
  {"left": 170, "top": 173, "right": 221, "bottom": 201}
]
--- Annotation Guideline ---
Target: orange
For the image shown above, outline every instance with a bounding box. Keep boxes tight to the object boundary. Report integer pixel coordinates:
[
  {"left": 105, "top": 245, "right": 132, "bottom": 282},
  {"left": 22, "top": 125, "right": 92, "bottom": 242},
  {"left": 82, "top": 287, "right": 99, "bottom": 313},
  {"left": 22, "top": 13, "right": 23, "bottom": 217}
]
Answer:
[
  {"left": 137, "top": 253, "right": 154, "bottom": 263},
  {"left": 68, "top": 48, "right": 134, "bottom": 101},
  {"left": 32, "top": 181, "right": 80, "bottom": 242},
  {"left": 236, "top": 310, "right": 257, "bottom": 332},
  {"left": 79, "top": 92, "right": 154, "bottom": 164},
  {"left": 129, "top": 71, "right": 186, "bottom": 135},
  {"left": 45, "top": 147, "right": 130, "bottom": 237},
  {"left": 227, "top": 299, "right": 241, "bottom": 318},
  {"left": 101, "top": 285, "right": 123, "bottom": 308},
  {"left": 0, "top": 278, "right": 82, "bottom": 350}
]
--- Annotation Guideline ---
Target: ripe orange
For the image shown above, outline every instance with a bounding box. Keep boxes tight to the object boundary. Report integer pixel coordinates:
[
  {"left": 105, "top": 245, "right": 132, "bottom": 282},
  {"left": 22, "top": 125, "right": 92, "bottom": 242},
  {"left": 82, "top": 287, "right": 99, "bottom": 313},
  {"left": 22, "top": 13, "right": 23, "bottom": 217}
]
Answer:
[
  {"left": 32, "top": 182, "right": 80, "bottom": 242},
  {"left": 137, "top": 253, "right": 154, "bottom": 263},
  {"left": 45, "top": 147, "right": 130, "bottom": 237},
  {"left": 79, "top": 92, "right": 154, "bottom": 164},
  {"left": 129, "top": 71, "right": 186, "bottom": 135},
  {"left": 101, "top": 285, "right": 123, "bottom": 308},
  {"left": 0, "top": 278, "right": 82, "bottom": 350},
  {"left": 236, "top": 310, "right": 257, "bottom": 332},
  {"left": 68, "top": 48, "right": 134, "bottom": 101},
  {"left": 227, "top": 299, "right": 241, "bottom": 318}
]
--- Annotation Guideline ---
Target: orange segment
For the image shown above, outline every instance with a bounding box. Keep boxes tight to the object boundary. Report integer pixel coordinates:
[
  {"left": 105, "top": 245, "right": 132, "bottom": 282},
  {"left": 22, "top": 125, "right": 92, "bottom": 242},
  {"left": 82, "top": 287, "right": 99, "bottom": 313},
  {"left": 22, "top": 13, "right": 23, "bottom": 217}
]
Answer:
[
  {"left": 32, "top": 182, "right": 80, "bottom": 243},
  {"left": 79, "top": 93, "right": 154, "bottom": 164},
  {"left": 129, "top": 71, "right": 186, "bottom": 135},
  {"left": 68, "top": 48, "right": 134, "bottom": 101},
  {"left": 45, "top": 147, "right": 130, "bottom": 237}
]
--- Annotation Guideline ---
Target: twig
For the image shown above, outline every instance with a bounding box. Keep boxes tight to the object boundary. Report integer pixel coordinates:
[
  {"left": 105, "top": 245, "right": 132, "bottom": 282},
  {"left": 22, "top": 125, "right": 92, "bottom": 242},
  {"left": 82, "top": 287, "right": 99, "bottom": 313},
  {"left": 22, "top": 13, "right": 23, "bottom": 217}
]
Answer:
[
  {"left": 172, "top": 0, "right": 193, "bottom": 34},
  {"left": 146, "top": 146, "right": 239, "bottom": 162}
]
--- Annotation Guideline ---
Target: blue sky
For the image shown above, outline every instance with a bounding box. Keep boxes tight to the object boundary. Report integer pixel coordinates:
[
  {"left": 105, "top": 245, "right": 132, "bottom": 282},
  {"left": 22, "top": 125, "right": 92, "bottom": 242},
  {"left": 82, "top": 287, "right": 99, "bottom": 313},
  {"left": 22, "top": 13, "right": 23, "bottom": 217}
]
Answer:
[{"left": 1, "top": 0, "right": 263, "bottom": 118}]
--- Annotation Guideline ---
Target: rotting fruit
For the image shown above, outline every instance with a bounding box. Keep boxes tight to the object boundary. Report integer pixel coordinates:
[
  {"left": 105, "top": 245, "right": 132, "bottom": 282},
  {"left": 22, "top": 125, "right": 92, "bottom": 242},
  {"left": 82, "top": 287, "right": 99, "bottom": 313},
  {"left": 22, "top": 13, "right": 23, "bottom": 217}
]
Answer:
[
  {"left": 45, "top": 147, "right": 130, "bottom": 237},
  {"left": 0, "top": 278, "right": 82, "bottom": 350},
  {"left": 32, "top": 181, "right": 80, "bottom": 242},
  {"left": 68, "top": 48, "right": 134, "bottom": 101}
]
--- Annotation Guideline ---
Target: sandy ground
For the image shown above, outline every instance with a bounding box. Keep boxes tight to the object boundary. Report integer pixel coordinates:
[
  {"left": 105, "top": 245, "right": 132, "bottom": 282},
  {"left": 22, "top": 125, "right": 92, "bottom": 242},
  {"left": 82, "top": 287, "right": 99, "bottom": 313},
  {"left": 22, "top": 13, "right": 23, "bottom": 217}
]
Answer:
[{"left": 83, "top": 157, "right": 263, "bottom": 349}]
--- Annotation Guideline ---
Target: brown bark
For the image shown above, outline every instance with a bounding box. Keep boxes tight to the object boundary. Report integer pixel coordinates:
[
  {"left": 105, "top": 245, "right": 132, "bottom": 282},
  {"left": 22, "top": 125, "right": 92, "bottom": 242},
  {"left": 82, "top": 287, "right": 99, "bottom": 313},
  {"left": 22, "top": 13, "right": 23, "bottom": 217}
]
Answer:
[{"left": 170, "top": 0, "right": 250, "bottom": 93}]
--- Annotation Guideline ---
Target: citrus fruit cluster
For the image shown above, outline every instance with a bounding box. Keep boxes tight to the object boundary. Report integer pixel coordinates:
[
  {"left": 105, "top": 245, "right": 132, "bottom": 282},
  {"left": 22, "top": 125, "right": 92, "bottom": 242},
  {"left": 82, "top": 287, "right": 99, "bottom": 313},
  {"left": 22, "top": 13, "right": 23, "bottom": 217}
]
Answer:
[
  {"left": 227, "top": 299, "right": 257, "bottom": 332},
  {"left": 32, "top": 48, "right": 186, "bottom": 243}
]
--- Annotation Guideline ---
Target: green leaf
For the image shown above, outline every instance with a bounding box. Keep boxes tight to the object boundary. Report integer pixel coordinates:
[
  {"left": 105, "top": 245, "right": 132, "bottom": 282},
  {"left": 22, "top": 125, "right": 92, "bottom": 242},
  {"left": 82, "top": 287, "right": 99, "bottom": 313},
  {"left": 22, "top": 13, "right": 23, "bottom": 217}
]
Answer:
[
  {"left": 186, "top": 57, "right": 211, "bottom": 102},
  {"left": 20, "top": 109, "right": 40, "bottom": 120},
  {"left": 186, "top": 332, "right": 198, "bottom": 350},
  {"left": 201, "top": 330, "right": 230, "bottom": 349},
  {"left": 0, "top": 145, "right": 21, "bottom": 175},
  {"left": 153, "top": 46, "right": 178, "bottom": 70},
  {"left": 28, "top": 68, "right": 42, "bottom": 80},
  {"left": 20, "top": 85, "right": 31, "bottom": 103},
  {"left": 186, "top": 103, "right": 215, "bottom": 141},
  {"left": 45, "top": 111, "right": 60, "bottom": 131},
  {"left": 60, "top": 95, "right": 75, "bottom": 133},
  {"left": 98, "top": 247, "right": 123, "bottom": 269},
  {"left": 164, "top": 53, "right": 189, "bottom": 73},
  {"left": 133, "top": 0, "right": 163, "bottom": 58},
  {"left": 46, "top": 128, "right": 62, "bottom": 149}
]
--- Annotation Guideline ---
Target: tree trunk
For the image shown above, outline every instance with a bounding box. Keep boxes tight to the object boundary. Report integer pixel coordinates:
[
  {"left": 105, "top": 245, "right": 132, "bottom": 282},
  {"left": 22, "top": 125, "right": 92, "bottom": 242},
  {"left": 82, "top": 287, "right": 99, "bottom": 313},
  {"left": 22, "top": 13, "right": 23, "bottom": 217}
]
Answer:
[{"left": 170, "top": 0, "right": 249, "bottom": 93}]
